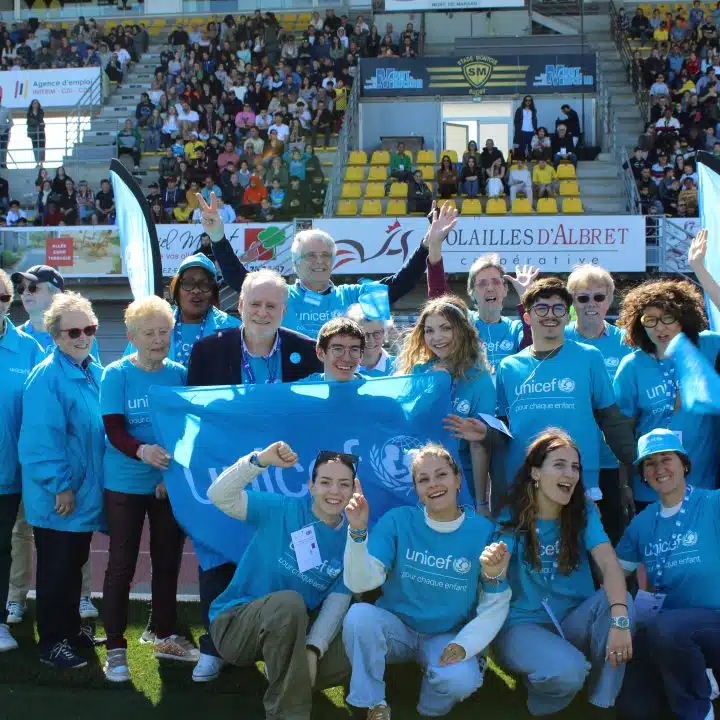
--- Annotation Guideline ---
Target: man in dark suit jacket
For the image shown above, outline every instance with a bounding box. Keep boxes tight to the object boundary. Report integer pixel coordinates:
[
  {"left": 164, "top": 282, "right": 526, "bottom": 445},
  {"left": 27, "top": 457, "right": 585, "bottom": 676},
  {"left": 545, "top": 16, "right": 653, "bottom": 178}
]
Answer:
[{"left": 184, "top": 267, "right": 321, "bottom": 684}]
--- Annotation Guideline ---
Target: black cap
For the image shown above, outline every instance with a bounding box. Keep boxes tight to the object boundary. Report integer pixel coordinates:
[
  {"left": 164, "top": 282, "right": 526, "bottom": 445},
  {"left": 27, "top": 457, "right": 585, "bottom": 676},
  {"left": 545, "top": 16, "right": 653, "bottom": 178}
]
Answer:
[{"left": 11, "top": 264, "right": 65, "bottom": 291}]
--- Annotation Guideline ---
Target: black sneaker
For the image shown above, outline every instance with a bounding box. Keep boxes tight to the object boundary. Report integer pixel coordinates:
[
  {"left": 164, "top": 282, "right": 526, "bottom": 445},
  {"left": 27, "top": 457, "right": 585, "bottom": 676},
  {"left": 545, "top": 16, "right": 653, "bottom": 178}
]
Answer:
[
  {"left": 73, "top": 625, "right": 101, "bottom": 650},
  {"left": 40, "top": 640, "right": 88, "bottom": 669}
]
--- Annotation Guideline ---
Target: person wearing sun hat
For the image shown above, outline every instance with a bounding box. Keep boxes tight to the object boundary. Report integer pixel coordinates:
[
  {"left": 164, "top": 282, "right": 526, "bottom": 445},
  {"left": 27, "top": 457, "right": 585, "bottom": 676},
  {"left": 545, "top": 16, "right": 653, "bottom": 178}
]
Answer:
[
  {"left": 615, "top": 428, "right": 720, "bottom": 720},
  {"left": 126, "top": 252, "right": 240, "bottom": 367}
]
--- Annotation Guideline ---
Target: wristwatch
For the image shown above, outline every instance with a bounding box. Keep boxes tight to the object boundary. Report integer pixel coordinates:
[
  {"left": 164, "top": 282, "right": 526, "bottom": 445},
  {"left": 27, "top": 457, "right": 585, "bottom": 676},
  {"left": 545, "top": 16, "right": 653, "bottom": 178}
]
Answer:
[
  {"left": 610, "top": 616, "right": 631, "bottom": 630},
  {"left": 249, "top": 452, "right": 267, "bottom": 468}
]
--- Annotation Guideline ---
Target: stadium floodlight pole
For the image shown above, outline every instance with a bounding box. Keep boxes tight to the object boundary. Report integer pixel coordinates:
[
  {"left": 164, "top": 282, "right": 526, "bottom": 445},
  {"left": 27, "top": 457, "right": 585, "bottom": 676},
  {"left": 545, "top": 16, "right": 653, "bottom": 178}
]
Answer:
[{"left": 109, "top": 157, "right": 164, "bottom": 300}]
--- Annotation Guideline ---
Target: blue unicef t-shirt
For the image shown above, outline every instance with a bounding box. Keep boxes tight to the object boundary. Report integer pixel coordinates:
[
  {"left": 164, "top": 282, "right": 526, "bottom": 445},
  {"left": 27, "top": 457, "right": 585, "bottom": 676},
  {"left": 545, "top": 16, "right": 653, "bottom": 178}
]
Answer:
[
  {"left": 369, "top": 506, "right": 499, "bottom": 634},
  {"left": 470, "top": 312, "right": 523, "bottom": 375},
  {"left": 496, "top": 340, "right": 615, "bottom": 496},
  {"left": 360, "top": 351, "right": 396, "bottom": 378},
  {"left": 101, "top": 356, "right": 187, "bottom": 494},
  {"left": 565, "top": 322, "right": 632, "bottom": 470},
  {"left": 20, "top": 319, "right": 102, "bottom": 366},
  {"left": 282, "top": 281, "right": 364, "bottom": 338},
  {"left": 210, "top": 493, "right": 350, "bottom": 623},
  {"left": 613, "top": 331, "right": 720, "bottom": 502},
  {"left": 617, "top": 488, "right": 720, "bottom": 611},
  {"left": 498, "top": 502, "right": 608, "bottom": 627}
]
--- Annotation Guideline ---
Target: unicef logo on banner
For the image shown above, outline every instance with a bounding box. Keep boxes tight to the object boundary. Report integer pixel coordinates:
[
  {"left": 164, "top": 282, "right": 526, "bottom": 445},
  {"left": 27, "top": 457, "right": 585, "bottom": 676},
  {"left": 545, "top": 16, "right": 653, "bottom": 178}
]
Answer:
[
  {"left": 558, "top": 378, "right": 576, "bottom": 393},
  {"left": 453, "top": 557, "right": 472, "bottom": 574},
  {"left": 682, "top": 530, "right": 698, "bottom": 547},
  {"left": 370, "top": 435, "right": 425, "bottom": 495}
]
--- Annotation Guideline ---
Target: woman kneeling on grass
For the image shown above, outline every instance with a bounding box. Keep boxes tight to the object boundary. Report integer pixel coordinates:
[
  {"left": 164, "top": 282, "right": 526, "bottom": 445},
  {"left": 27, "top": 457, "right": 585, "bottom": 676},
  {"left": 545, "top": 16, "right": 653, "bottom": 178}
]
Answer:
[
  {"left": 207, "top": 442, "right": 354, "bottom": 720},
  {"left": 342, "top": 443, "right": 511, "bottom": 719},
  {"left": 492, "top": 429, "right": 634, "bottom": 716}
]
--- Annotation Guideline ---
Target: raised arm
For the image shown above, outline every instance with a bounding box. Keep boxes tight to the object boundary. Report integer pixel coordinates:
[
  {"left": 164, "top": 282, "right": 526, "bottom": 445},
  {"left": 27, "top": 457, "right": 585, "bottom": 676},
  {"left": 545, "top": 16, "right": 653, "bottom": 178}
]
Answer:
[{"left": 689, "top": 229, "right": 720, "bottom": 314}]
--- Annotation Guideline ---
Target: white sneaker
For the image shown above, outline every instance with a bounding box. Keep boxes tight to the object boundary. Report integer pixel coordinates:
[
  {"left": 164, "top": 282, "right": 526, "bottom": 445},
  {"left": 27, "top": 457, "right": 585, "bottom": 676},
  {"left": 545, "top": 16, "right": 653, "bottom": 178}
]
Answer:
[
  {"left": 104, "top": 648, "right": 131, "bottom": 683},
  {"left": 0, "top": 624, "right": 18, "bottom": 652},
  {"left": 192, "top": 653, "right": 225, "bottom": 682},
  {"left": 79, "top": 596, "right": 99, "bottom": 619},
  {"left": 139, "top": 628, "right": 157, "bottom": 645},
  {"left": 5, "top": 601, "right": 25, "bottom": 625}
]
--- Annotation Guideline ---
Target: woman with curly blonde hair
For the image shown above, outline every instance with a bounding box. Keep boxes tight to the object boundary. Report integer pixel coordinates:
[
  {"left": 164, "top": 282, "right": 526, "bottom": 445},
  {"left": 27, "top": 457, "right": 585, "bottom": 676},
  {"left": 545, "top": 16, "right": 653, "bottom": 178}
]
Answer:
[
  {"left": 395, "top": 295, "right": 495, "bottom": 507},
  {"left": 613, "top": 278, "right": 720, "bottom": 505}
]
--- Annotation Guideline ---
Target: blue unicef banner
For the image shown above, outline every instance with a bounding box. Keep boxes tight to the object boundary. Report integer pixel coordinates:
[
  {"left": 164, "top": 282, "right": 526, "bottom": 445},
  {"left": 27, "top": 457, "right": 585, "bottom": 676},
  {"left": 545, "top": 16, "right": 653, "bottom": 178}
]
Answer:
[
  {"left": 360, "top": 54, "right": 596, "bottom": 98},
  {"left": 150, "top": 373, "right": 467, "bottom": 569},
  {"left": 698, "top": 154, "right": 720, "bottom": 332},
  {"left": 667, "top": 333, "right": 720, "bottom": 415}
]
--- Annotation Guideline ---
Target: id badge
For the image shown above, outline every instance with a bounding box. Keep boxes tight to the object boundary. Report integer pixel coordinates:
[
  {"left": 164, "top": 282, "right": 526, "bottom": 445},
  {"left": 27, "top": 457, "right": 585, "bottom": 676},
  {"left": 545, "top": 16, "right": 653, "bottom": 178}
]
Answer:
[
  {"left": 303, "top": 292, "right": 322, "bottom": 307},
  {"left": 634, "top": 589, "right": 666, "bottom": 626},
  {"left": 290, "top": 525, "right": 322, "bottom": 573}
]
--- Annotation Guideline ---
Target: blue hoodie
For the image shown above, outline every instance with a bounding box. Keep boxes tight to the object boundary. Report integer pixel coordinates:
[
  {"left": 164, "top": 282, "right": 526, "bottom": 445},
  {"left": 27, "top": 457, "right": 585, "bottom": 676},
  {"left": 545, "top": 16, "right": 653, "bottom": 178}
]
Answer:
[
  {"left": 19, "top": 348, "right": 105, "bottom": 532},
  {"left": 0, "top": 319, "right": 44, "bottom": 494}
]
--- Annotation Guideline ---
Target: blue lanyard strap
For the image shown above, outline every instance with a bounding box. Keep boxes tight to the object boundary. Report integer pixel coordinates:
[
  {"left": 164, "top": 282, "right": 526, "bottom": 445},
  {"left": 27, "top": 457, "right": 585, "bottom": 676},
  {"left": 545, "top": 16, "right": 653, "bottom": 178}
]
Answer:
[
  {"left": 657, "top": 357, "right": 678, "bottom": 423},
  {"left": 173, "top": 308, "right": 207, "bottom": 368},
  {"left": 241, "top": 330, "right": 281, "bottom": 385},
  {"left": 651, "top": 485, "right": 693, "bottom": 590}
]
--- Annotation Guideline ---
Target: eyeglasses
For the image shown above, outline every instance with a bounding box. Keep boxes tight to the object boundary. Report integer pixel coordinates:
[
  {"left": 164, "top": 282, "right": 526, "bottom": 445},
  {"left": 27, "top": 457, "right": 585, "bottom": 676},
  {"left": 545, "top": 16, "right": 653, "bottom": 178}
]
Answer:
[
  {"left": 301, "top": 251, "right": 333, "bottom": 263},
  {"left": 531, "top": 303, "right": 568, "bottom": 318},
  {"left": 180, "top": 280, "right": 214, "bottom": 293},
  {"left": 315, "top": 449, "right": 359, "bottom": 474},
  {"left": 640, "top": 314, "right": 677, "bottom": 328},
  {"left": 364, "top": 330, "right": 384, "bottom": 342},
  {"left": 16, "top": 284, "right": 38, "bottom": 295},
  {"left": 0, "top": 294, "right": 11, "bottom": 302},
  {"left": 474, "top": 278, "right": 504, "bottom": 290},
  {"left": 328, "top": 344, "right": 363, "bottom": 359},
  {"left": 575, "top": 293, "right": 607, "bottom": 304},
  {"left": 60, "top": 325, "right": 97, "bottom": 339}
]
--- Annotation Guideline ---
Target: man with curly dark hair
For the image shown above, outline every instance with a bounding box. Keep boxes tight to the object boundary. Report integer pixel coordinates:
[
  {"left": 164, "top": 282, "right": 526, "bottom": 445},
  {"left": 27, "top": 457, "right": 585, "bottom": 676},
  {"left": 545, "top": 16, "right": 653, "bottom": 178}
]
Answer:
[{"left": 614, "top": 277, "right": 720, "bottom": 508}]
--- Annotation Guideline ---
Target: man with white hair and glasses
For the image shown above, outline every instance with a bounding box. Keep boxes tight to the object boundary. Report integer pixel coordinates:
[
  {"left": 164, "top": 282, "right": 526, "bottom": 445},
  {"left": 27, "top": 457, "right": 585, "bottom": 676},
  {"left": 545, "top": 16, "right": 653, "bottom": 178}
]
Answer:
[{"left": 196, "top": 193, "right": 454, "bottom": 338}]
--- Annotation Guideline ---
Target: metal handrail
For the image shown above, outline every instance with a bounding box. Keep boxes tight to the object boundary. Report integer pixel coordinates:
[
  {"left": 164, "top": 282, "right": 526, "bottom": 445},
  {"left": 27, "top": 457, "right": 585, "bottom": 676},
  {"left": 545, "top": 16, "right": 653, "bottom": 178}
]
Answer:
[{"left": 323, "top": 73, "right": 360, "bottom": 218}]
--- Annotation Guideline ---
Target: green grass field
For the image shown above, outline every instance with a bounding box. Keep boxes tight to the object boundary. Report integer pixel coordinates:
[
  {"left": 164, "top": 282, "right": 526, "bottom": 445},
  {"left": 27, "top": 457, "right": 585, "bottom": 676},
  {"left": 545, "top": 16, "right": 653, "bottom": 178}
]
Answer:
[{"left": 0, "top": 599, "right": 664, "bottom": 720}]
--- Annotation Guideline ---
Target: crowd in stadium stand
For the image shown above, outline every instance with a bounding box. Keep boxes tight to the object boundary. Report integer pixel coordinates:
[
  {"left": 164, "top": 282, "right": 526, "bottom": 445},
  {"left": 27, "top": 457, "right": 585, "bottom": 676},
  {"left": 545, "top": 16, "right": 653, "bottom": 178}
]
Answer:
[{"left": 618, "top": 3, "right": 720, "bottom": 217}]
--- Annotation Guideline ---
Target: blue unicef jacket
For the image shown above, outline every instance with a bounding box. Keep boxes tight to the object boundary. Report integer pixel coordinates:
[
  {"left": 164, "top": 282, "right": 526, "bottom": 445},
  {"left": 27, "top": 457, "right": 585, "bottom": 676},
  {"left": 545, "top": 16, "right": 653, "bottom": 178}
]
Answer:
[
  {"left": 0, "top": 320, "right": 44, "bottom": 494},
  {"left": 19, "top": 348, "right": 106, "bottom": 532}
]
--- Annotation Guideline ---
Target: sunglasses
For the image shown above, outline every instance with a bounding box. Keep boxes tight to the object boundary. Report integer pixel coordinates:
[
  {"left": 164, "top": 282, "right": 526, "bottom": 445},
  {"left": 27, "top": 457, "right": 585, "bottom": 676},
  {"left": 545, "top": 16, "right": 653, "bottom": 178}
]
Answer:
[
  {"left": 0, "top": 294, "right": 11, "bottom": 302},
  {"left": 315, "top": 450, "right": 359, "bottom": 475},
  {"left": 16, "top": 284, "right": 38, "bottom": 295},
  {"left": 60, "top": 325, "right": 97, "bottom": 339},
  {"left": 575, "top": 293, "right": 607, "bottom": 304}
]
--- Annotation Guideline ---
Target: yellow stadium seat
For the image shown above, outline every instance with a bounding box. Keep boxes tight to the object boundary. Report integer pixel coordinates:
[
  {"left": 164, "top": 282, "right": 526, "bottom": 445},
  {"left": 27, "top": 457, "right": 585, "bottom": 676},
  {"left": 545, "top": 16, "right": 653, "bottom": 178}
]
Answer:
[
  {"left": 486, "top": 198, "right": 508, "bottom": 215},
  {"left": 348, "top": 151, "right": 368, "bottom": 165},
  {"left": 361, "top": 200, "right": 383, "bottom": 217},
  {"left": 511, "top": 198, "right": 533, "bottom": 214},
  {"left": 418, "top": 165, "right": 435, "bottom": 181},
  {"left": 370, "top": 150, "right": 390, "bottom": 165},
  {"left": 283, "top": 13, "right": 297, "bottom": 22},
  {"left": 388, "top": 182, "right": 408, "bottom": 198},
  {"left": 556, "top": 164, "right": 577, "bottom": 180},
  {"left": 537, "top": 197, "right": 559, "bottom": 214},
  {"left": 559, "top": 181, "right": 580, "bottom": 197},
  {"left": 417, "top": 150, "right": 435, "bottom": 165},
  {"left": 337, "top": 200, "right": 357, "bottom": 216},
  {"left": 341, "top": 183, "right": 362, "bottom": 199},
  {"left": 386, "top": 199, "right": 408, "bottom": 216},
  {"left": 441, "top": 149, "right": 458, "bottom": 164},
  {"left": 365, "top": 183, "right": 385, "bottom": 198},
  {"left": 345, "top": 166, "right": 365, "bottom": 182},
  {"left": 368, "top": 166, "right": 387, "bottom": 181},
  {"left": 562, "top": 197, "right": 585, "bottom": 213},
  {"left": 438, "top": 199, "right": 457, "bottom": 211},
  {"left": 461, "top": 199, "right": 483, "bottom": 215}
]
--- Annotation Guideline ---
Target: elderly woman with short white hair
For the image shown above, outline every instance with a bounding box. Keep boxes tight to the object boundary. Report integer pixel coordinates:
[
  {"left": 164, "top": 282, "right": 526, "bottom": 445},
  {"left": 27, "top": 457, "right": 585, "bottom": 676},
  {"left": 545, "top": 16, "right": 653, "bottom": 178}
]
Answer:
[
  {"left": 101, "top": 296, "right": 196, "bottom": 682},
  {"left": 0, "top": 269, "right": 43, "bottom": 653},
  {"left": 19, "top": 292, "right": 104, "bottom": 670}
]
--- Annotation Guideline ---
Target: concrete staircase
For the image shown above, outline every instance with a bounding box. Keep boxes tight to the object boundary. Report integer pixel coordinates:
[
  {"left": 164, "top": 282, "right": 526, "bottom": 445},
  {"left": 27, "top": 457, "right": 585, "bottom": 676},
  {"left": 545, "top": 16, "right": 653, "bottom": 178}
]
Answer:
[{"left": 577, "top": 154, "right": 627, "bottom": 214}]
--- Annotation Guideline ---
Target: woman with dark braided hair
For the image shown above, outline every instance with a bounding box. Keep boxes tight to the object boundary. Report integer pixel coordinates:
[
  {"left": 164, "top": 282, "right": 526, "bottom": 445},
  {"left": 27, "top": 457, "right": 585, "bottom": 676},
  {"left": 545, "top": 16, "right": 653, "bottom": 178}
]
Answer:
[
  {"left": 614, "top": 278, "right": 720, "bottom": 507},
  {"left": 492, "top": 429, "right": 633, "bottom": 716}
]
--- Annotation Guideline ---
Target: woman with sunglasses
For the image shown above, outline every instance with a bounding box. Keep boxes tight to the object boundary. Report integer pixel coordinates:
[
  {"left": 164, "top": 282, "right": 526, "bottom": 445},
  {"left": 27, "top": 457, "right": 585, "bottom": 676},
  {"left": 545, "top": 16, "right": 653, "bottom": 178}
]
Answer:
[
  {"left": 492, "top": 429, "right": 633, "bottom": 717},
  {"left": 128, "top": 254, "right": 239, "bottom": 367},
  {"left": 342, "top": 443, "right": 511, "bottom": 719},
  {"left": 0, "top": 270, "right": 44, "bottom": 653},
  {"left": 101, "top": 297, "right": 195, "bottom": 682},
  {"left": 615, "top": 429, "right": 720, "bottom": 720},
  {"left": 395, "top": 296, "right": 495, "bottom": 508},
  {"left": 614, "top": 278, "right": 720, "bottom": 507},
  {"left": 18, "top": 292, "right": 105, "bottom": 670},
  {"left": 207, "top": 443, "right": 355, "bottom": 719},
  {"left": 565, "top": 265, "right": 633, "bottom": 544}
]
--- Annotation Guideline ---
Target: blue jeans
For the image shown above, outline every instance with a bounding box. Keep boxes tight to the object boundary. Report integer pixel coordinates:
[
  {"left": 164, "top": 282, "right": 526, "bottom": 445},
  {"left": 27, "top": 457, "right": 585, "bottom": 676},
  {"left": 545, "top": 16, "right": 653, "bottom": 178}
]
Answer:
[
  {"left": 617, "top": 607, "right": 720, "bottom": 720},
  {"left": 494, "top": 589, "right": 634, "bottom": 716},
  {"left": 463, "top": 179, "right": 480, "bottom": 198},
  {"left": 518, "top": 131, "right": 534, "bottom": 158},
  {"left": 343, "top": 603, "right": 484, "bottom": 715}
]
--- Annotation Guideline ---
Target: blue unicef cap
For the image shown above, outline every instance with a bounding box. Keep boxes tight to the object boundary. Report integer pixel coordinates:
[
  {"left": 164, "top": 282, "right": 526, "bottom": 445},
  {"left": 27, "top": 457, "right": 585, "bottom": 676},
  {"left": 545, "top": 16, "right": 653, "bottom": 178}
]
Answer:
[
  {"left": 635, "top": 428, "right": 687, "bottom": 464},
  {"left": 177, "top": 253, "right": 217, "bottom": 279}
]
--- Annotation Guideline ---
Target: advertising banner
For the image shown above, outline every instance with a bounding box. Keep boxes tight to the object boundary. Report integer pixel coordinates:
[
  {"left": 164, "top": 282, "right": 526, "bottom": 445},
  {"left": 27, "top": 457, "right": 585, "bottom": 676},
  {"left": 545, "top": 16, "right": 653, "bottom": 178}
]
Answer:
[
  {"left": 0, "top": 222, "right": 296, "bottom": 278},
  {"left": 385, "top": 0, "right": 523, "bottom": 10},
  {"left": 0, "top": 68, "right": 102, "bottom": 108},
  {"left": 360, "top": 55, "right": 596, "bottom": 98},
  {"left": 316, "top": 216, "right": 647, "bottom": 273}
]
